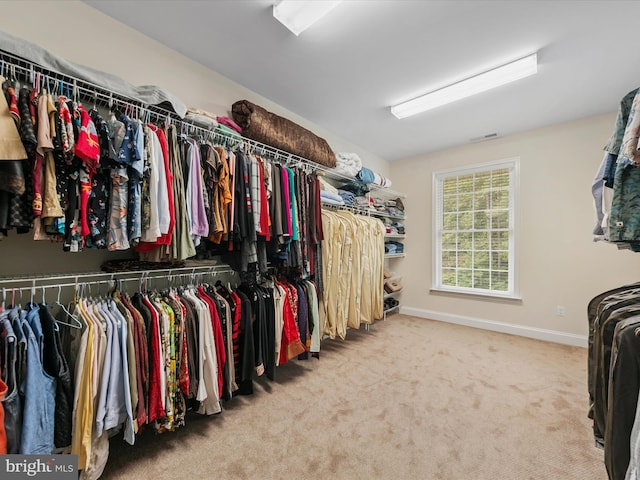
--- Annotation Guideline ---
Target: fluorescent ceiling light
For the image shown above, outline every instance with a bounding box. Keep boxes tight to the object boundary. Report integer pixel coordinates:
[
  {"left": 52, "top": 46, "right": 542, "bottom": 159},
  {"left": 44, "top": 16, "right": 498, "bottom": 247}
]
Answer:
[
  {"left": 273, "top": 0, "right": 343, "bottom": 36},
  {"left": 391, "top": 53, "right": 538, "bottom": 119}
]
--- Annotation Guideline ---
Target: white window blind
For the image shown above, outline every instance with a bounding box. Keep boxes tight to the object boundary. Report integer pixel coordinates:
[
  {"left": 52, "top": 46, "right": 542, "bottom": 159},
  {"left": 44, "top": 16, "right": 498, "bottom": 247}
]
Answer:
[{"left": 433, "top": 159, "right": 519, "bottom": 297}]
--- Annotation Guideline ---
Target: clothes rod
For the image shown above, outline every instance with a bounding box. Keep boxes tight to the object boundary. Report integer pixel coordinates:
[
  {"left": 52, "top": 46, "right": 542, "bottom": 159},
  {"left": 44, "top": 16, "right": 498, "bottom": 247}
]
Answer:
[
  {"left": 0, "top": 264, "right": 236, "bottom": 285},
  {"left": 2, "top": 268, "right": 238, "bottom": 301},
  {"left": 1, "top": 268, "right": 237, "bottom": 299},
  {"left": 321, "top": 202, "right": 369, "bottom": 215}
]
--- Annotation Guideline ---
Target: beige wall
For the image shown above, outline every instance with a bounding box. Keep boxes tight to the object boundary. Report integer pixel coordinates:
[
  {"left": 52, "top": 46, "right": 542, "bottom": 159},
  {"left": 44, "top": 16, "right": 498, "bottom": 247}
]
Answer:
[
  {"left": 393, "top": 112, "right": 640, "bottom": 341},
  {"left": 0, "top": 0, "right": 389, "bottom": 277}
]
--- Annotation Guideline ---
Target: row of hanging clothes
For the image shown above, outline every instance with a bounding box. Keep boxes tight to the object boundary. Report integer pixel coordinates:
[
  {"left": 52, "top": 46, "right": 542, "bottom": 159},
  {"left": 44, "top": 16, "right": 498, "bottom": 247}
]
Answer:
[
  {"left": 0, "top": 269, "right": 322, "bottom": 480},
  {"left": 0, "top": 59, "right": 325, "bottom": 285},
  {"left": 592, "top": 87, "right": 640, "bottom": 249},
  {"left": 587, "top": 283, "right": 640, "bottom": 480},
  {"left": 589, "top": 88, "right": 640, "bottom": 480},
  {"left": 320, "top": 209, "right": 386, "bottom": 339}
]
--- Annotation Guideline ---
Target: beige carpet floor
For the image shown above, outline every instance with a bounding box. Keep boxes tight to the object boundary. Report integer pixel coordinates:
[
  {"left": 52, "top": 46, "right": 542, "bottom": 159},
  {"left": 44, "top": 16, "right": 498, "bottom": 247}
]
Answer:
[{"left": 101, "top": 314, "right": 604, "bottom": 480}]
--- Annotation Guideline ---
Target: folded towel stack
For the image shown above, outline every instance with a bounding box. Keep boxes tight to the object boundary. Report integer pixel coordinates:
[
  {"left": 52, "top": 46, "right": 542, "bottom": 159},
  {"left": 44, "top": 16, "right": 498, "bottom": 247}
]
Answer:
[
  {"left": 385, "top": 241, "right": 405, "bottom": 254},
  {"left": 356, "top": 167, "right": 392, "bottom": 188},
  {"left": 320, "top": 189, "right": 345, "bottom": 205},
  {"left": 186, "top": 107, "right": 220, "bottom": 129},
  {"left": 338, "top": 189, "right": 356, "bottom": 205},
  {"left": 384, "top": 219, "right": 406, "bottom": 235},
  {"left": 334, "top": 152, "right": 363, "bottom": 178}
]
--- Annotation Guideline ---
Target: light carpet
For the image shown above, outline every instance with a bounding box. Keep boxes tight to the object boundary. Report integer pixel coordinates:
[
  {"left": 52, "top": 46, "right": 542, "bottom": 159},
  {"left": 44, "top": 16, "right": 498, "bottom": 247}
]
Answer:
[{"left": 101, "top": 314, "right": 604, "bottom": 480}]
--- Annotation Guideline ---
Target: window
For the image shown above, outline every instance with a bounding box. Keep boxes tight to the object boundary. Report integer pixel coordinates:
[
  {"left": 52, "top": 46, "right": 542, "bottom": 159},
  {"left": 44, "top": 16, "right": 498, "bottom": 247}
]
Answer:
[{"left": 433, "top": 158, "right": 519, "bottom": 298}]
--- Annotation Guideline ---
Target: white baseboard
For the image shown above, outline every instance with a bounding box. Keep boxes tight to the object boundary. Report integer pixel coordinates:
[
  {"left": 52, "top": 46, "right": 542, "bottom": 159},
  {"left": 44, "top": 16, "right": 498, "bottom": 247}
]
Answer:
[{"left": 399, "top": 306, "right": 588, "bottom": 348}]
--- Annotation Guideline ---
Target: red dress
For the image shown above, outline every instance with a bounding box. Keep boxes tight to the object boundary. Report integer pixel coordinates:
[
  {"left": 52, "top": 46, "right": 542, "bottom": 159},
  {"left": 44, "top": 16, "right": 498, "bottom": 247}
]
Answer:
[{"left": 276, "top": 281, "right": 305, "bottom": 364}]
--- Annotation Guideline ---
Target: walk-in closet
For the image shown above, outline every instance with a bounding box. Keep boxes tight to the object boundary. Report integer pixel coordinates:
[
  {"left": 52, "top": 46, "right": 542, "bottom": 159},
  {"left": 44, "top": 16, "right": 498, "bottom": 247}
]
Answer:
[{"left": 0, "top": 1, "right": 638, "bottom": 479}]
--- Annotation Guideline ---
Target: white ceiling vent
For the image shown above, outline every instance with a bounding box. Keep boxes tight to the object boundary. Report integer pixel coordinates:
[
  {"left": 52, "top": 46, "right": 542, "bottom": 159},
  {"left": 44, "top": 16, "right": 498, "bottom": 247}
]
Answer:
[{"left": 469, "top": 132, "right": 500, "bottom": 143}]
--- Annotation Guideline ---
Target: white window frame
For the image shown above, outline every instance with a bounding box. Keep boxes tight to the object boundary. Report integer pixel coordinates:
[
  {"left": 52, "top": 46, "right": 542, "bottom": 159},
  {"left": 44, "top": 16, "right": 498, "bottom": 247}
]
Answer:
[{"left": 432, "top": 157, "right": 520, "bottom": 299}]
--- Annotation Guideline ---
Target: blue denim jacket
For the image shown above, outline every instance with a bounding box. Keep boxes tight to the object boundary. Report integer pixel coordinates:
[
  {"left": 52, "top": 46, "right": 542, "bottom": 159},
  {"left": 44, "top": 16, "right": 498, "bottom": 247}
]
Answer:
[{"left": 19, "top": 305, "right": 56, "bottom": 454}]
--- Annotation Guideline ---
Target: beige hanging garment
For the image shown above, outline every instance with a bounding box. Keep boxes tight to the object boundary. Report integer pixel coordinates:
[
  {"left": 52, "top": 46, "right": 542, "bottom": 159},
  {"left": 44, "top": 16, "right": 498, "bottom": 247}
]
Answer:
[
  {"left": 359, "top": 217, "right": 374, "bottom": 325},
  {"left": 336, "top": 211, "right": 362, "bottom": 330},
  {"left": 41, "top": 151, "right": 63, "bottom": 218},
  {"left": 47, "top": 92, "right": 57, "bottom": 142},
  {"left": 320, "top": 211, "right": 336, "bottom": 339},
  {"left": 334, "top": 214, "right": 352, "bottom": 339},
  {"left": 371, "top": 218, "right": 386, "bottom": 320},
  {"left": 330, "top": 213, "right": 348, "bottom": 339},
  {"left": 36, "top": 91, "right": 53, "bottom": 156},
  {"left": 0, "top": 76, "right": 27, "bottom": 162}
]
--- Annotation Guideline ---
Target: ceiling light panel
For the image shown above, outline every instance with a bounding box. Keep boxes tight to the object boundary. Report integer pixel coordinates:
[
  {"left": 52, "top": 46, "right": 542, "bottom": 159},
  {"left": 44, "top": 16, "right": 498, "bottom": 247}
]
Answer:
[
  {"left": 273, "top": 0, "right": 343, "bottom": 36},
  {"left": 391, "top": 53, "right": 538, "bottom": 119}
]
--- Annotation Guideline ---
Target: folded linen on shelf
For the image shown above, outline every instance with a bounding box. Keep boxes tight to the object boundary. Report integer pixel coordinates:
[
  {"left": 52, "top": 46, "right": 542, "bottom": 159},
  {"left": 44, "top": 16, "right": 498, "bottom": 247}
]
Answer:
[
  {"left": 216, "top": 116, "right": 242, "bottom": 133},
  {"left": 389, "top": 221, "right": 405, "bottom": 234},
  {"left": 356, "top": 166, "right": 392, "bottom": 188},
  {"left": 385, "top": 241, "right": 404, "bottom": 254},
  {"left": 320, "top": 190, "right": 345, "bottom": 205},
  {"left": 338, "top": 189, "right": 356, "bottom": 205},
  {"left": 356, "top": 166, "right": 375, "bottom": 184},
  {"left": 340, "top": 181, "right": 370, "bottom": 196},
  {"left": 184, "top": 113, "right": 218, "bottom": 130},
  {"left": 333, "top": 152, "right": 363, "bottom": 178},
  {"left": 354, "top": 196, "right": 370, "bottom": 207},
  {"left": 318, "top": 176, "right": 339, "bottom": 195},
  {"left": 320, "top": 196, "right": 345, "bottom": 206},
  {"left": 372, "top": 170, "right": 392, "bottom": 188},
  {"left": 386, "top": 207, "right": 404, "bottom": 217}
]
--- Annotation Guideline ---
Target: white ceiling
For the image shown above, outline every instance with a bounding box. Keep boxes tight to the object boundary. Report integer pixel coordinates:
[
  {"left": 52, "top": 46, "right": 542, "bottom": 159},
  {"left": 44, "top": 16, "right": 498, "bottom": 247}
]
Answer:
[{"left": 85, "top": 0, "right": 640, "bottom": 162}]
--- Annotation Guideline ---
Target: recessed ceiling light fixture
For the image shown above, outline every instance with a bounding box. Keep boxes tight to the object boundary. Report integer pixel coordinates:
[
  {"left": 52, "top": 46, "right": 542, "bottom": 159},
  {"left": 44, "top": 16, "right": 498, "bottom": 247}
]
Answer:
[
  {"left": 390, "top": 53, "right": 538, "bottom": 119},
  {"left": 273, "top": 0, "right": 343, "bottom": 36}
]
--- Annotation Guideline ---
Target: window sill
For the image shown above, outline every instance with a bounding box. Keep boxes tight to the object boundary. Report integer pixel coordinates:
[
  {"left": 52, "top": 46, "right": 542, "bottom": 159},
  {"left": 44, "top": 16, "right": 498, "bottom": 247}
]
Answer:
[{"left": 430, "top": 287, "right": 522, "bottom": 302}]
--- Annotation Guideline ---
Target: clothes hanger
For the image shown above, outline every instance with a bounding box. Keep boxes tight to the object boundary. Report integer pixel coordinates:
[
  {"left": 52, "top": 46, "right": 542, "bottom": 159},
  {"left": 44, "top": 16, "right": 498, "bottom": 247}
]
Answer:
[
  {"left": 166, "top": 270, "right": 174, "bottom": 292},
  {"left": 54, "top": 285, "right": 82, "bottom": 329},
  {"left": 139, "top": 272, "right": 149, "bottom": 294},
  {"left": 11, "top": 65, "right": 19, "bottom": 90},
  {"left": 72, "top": 79, "right": 80, "bottom": 108}
]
